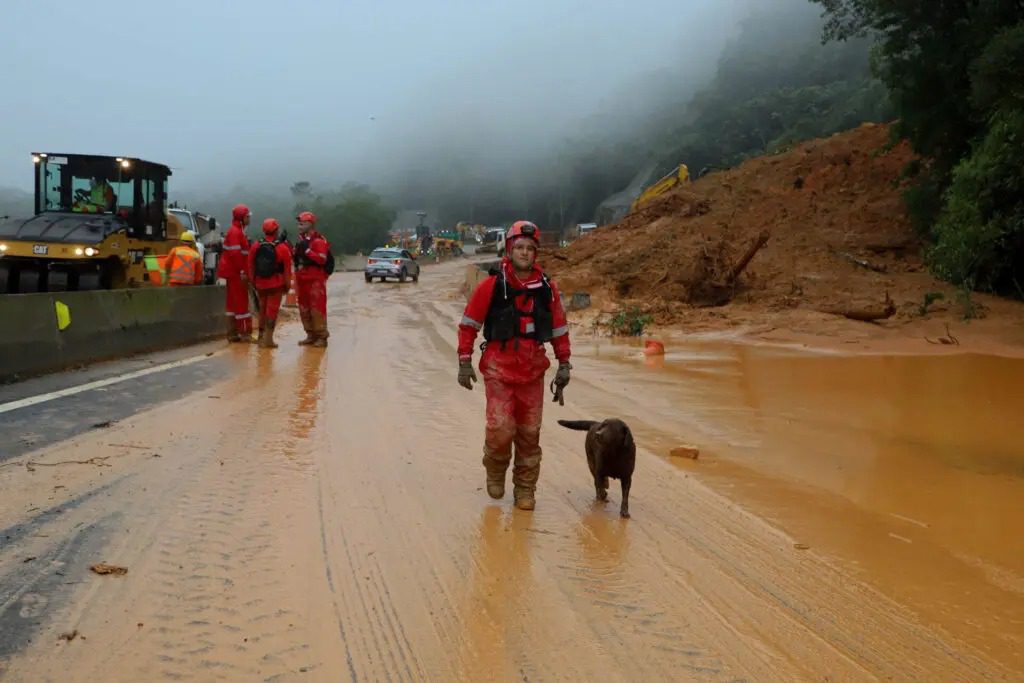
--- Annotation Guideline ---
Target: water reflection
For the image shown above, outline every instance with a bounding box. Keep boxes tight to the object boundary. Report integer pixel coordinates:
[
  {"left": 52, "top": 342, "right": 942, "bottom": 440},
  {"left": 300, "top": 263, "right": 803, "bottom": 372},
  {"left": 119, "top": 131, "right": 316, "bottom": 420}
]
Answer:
[
  {"left": 574, "top": 337, "right": 1024, "bottom": 667},
  {"left": 456, "top": 506, "right": 535, "bottom": 680}
]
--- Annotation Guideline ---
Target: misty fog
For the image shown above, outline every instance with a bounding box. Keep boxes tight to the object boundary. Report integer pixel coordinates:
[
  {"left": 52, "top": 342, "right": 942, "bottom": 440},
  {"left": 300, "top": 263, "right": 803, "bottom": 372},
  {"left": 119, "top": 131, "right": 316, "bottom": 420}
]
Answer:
[{"left": 1, "top": 0, "right": 753, "bottom": 202}]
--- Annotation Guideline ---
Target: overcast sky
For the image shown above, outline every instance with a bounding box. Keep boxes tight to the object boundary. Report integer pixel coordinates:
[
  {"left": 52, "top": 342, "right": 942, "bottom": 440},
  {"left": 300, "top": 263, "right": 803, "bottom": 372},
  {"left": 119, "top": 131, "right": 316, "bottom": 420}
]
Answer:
[{"left": 0, "top": 0, "right": 752, "bottom": 194}]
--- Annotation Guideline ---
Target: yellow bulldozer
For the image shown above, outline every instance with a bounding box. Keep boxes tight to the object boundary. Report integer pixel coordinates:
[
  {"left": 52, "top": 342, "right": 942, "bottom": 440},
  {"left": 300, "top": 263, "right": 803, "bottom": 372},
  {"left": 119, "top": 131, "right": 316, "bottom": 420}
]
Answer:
[
  {"left": 0, "top": 152, "right": 191, "bottom": 293},
  {"left": 630, "top": 163, "right": 690, "bottom": 213}
]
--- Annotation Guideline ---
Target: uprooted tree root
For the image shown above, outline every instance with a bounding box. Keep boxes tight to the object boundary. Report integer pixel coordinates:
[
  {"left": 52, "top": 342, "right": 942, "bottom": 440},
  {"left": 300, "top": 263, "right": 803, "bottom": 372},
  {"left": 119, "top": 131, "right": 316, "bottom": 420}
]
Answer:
[{"left": 688, "top": 230, "right": 772, "bottom": 307}]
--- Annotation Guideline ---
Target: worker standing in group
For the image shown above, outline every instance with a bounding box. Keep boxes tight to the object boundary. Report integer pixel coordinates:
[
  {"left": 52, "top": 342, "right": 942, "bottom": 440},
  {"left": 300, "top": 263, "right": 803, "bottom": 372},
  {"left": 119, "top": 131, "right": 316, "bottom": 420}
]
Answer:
[
  {"left": 163, "top": 231, "right": 203, "bottom": 287},
  {"left": 217, "top": 204, "right": 253, "bottom": 342},
  {"left": 456, "top": 221, "right": 572, "bottom": 511},
  {"left": 248, "top": 218, "right": 293, "bottom": 349},
  {"left": 293, "top": 211, "right": 331, "bottom": 348}
]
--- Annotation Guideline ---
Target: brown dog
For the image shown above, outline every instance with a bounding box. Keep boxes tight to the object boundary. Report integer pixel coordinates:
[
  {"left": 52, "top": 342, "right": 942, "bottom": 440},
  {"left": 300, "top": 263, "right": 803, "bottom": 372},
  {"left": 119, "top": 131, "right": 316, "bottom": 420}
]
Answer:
[{"left": 558, "top": 419, "right": 635, "bottom": 518}]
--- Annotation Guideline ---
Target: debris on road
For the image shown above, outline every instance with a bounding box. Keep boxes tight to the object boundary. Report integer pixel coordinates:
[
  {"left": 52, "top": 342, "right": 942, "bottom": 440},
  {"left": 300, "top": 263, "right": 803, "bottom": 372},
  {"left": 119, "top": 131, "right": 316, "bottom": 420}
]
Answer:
[
  {"left": 90, "top": 421, "right": 114, "bottom": 429},
  {"left": 58, "top": 630, "right": 79, "bottom": 642},
  {"left": 794, "top": 543, "right": 811, "bottom": 550},
  {"left": 819, "top": 292, "right": 896, "bottom": 323},
  {"left": 925, "top": 324, "right": 960, "bottom": 346},
  {"left": 90, "top": 563, "right": 128, "bottom": 576},
  {"left": 27, "top": 456, "right": 112, "bottom": 469},
  {"left": 670, "top": 445, "right": 700, "bottom": 460},
  {"left": 643, "top": 340, "right": 665, "bottom": 355}
]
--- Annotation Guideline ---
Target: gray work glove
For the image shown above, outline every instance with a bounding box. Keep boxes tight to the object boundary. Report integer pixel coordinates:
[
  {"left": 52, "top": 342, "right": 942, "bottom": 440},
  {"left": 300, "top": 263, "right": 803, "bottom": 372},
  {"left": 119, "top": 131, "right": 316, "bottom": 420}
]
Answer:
[
  {"left": 550, "top": 362, "right": 572, "bottom": 405},
  {"left": 458, "top": 359, "right": 478, "bottom": 390}
]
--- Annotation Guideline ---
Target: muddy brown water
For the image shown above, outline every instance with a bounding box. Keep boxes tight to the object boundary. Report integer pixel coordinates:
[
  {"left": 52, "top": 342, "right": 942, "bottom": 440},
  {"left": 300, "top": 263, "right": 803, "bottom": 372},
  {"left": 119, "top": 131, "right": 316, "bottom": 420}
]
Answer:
[
  {"left": 0, "top": 262, "right": 1021, "bottom": 681},
  {"left": 579, "top": 337, "right": 1024, "bottom": 671}
]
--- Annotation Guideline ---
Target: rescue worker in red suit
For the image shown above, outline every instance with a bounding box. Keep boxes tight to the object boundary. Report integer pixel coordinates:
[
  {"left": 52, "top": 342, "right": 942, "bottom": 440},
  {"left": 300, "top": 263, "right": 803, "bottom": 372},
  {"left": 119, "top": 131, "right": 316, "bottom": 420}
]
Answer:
[
  {"left": 217, "top": 204, "right": 253, "bottom": 342},
  {"left": 293, "top": 211, "right": 330, "bottom": 348},
  {"left": 457, "top": 221, "right": 572, "bottom": 511},
  {"left": 248, "top": 218, "right": 293, "bottom": 349}
]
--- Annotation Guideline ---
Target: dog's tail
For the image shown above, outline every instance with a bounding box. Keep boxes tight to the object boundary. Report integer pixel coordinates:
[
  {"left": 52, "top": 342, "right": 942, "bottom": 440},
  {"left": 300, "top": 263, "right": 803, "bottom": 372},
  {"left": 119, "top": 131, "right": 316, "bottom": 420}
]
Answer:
[{"left": 557, "top": 419, "right": 598, "bottom": 431}]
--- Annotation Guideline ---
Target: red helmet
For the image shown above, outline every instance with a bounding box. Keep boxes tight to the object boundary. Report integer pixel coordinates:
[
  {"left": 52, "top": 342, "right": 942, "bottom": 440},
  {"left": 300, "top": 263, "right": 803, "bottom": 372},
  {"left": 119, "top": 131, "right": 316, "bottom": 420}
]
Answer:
[
  {"left": 296, "top": 210, "right": 317, "bottom": 224},
  {"left": 506, "top": 220, "right": 540, "bottom": 245},
  {"left": 232, "top": 204, "right": 251, "bottom": 221},
  {"left": 262, "top": 218, "right": 280, "bottom": 234}
]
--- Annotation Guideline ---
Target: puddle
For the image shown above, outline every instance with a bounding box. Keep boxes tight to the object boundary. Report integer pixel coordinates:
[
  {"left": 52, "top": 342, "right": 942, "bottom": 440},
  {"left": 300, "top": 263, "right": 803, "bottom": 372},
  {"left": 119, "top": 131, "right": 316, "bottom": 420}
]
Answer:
[{"left": 574, "top": 336, "right": 1024, "bottom": 667}]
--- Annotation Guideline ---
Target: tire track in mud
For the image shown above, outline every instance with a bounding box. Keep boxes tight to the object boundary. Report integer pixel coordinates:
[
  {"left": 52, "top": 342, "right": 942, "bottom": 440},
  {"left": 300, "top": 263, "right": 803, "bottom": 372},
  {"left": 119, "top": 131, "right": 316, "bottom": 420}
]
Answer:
[
  {"left": 0, "top": 520, "right": 109, "bottom": 666},
  {"left": 1, "top": 349, "right": 341, "bottom": 682},
  {"left": 314, "top": 316, "right": 443, "bottom": 682},
  {"left": 126, "top": 392, "right": 332, "bottom": 682},
  {"left": 315, "top": 298, "right": 613, "bottom": 681},
  {"left": 4, "top": 266, "right": 1018, "bottom": 681}
]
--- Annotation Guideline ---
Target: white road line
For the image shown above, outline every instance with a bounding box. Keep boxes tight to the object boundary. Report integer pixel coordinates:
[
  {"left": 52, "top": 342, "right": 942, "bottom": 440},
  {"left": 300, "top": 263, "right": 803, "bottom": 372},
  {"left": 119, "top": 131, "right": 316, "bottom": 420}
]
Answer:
[{"left": 0, "top": 353, "right": 222, "bottom": 415}]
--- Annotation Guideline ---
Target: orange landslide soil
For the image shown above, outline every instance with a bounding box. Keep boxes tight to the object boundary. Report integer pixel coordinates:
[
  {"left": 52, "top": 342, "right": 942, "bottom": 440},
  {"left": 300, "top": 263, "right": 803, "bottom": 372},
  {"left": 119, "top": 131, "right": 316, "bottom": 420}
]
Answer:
[
  {"left": 547, "top": 123, "right": 1024, "bottom": 356},
  {"left": 0, "top": 261, "right": 1021, "bottom": 682}
]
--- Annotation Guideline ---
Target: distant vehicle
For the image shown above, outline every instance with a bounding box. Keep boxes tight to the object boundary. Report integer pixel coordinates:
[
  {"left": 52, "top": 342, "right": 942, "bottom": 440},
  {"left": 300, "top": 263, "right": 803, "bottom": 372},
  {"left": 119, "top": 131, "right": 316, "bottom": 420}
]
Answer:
[
  {"left": 576, "top": 222, "right": 598, "bottom": 238},
  {"left": 365, "top": 247, "right": 420, "bottom": 283},
  {"left": 168, "top": 207, "right": 219, "bottom": 284},
  {"left": 630, "top": 163, "right": 690, "bottom": 213},
  {"left": 476, "top": 227, "right": 506, "bottom": 256}
]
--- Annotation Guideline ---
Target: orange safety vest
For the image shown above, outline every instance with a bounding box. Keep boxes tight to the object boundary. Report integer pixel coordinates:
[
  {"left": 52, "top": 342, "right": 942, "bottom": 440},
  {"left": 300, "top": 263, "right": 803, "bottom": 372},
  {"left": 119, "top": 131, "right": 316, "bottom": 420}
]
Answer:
[{"left": 166, "top": 246, "right": 201, "bottom": 285}]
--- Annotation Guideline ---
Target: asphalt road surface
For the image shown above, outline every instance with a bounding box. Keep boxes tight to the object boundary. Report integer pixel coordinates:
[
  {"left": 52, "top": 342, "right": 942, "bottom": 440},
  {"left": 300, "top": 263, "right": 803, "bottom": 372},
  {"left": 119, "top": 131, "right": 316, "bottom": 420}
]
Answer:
[{"left": 0, "top": 260, "right": 1020, "bottom": 682}]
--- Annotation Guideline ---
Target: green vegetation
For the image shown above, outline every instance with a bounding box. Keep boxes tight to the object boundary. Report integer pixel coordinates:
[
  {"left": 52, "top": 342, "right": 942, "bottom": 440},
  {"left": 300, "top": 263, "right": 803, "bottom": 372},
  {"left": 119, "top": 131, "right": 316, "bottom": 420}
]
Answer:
[
  {"left": 307, "top": 184, "right": 396, "bottom": 254},
  {"left": 919, "top": 291, "right": 945, "bottom": 316},
  {"left": 608, "top": 307, "right": 653, "bottom": 337},
  {"left": 816, "top": 0, "right": 1024, "bottom": 297}
]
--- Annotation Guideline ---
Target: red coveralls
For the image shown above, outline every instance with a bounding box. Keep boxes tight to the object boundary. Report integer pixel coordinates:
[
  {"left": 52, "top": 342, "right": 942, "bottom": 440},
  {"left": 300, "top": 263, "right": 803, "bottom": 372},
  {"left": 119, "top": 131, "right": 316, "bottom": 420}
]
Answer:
[
  {"left": 295, "top": 230, "right": 330, "bottom": 342},
  {"left": 248, "top": 239, "right": 293, "bottom": 328},
  {"left": 458, "top": 258, "right": 571, "bottom": 499},
  {"left": 217, "top": 210, "right": 252, "bottom": 338}
]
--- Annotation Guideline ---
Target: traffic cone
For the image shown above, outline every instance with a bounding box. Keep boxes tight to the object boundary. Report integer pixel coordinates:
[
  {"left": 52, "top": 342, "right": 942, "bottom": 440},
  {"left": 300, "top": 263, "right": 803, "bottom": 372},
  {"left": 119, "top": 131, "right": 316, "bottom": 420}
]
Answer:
[{"left": 285, "top": 272, "right": 298, "bottom": 308}]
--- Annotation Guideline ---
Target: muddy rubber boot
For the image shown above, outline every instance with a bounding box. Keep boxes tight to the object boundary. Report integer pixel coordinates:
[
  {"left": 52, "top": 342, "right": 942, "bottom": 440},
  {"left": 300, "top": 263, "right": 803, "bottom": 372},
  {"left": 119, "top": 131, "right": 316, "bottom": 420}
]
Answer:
[
  {"left": 256, "top": 325, "right": 266, "bottom": 347},
  {"left": 486, "top": 471, "right": 506, "bottom": 499},
  {"left": 261, "top": 320, "right": 279, "bottom": 349},
  {"left": 226, "top": 317, "right": 241, "bottom": 343},
  {"left": 298, "top": 311, "right": 316, "bottom": 345},
  {"left": 311, "top": 312, "right": 328, "bottom": 347},
  {"left": 513, "top": 487, "right": 535, "bottom": 511}
]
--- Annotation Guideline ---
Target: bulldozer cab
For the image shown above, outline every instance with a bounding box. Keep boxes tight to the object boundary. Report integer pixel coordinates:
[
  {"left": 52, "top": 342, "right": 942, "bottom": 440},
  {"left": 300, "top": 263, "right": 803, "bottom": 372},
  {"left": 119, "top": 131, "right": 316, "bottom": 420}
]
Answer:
[{"left": 33, "top": 153, "right": 171, "bottom": 240}]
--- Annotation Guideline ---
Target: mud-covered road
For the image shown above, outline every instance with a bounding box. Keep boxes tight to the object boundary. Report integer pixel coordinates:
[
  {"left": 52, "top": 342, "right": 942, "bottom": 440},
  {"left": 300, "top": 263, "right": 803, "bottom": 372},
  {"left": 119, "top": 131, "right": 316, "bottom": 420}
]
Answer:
[{"left": 1, "top": 260, "right": 1021, "bottom": 682}]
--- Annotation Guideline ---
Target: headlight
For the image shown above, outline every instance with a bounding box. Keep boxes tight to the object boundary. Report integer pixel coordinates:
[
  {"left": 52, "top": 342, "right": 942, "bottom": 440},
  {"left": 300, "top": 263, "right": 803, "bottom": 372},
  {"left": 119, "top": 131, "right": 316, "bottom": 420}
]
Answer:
[
  {"left": 0, "top": 244, "right": 8, "bottom": 252},
  {"left": 75, "top": 247, "right": 84, "bottom": 256},
  {"left": 84, "top": 247, "right": 97, "bottom": 256}
]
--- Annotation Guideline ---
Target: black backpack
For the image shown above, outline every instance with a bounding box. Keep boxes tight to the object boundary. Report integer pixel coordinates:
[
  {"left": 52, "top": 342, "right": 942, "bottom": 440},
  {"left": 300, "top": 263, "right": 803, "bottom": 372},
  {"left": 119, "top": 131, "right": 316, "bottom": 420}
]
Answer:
[
  {"left": 253, "top": 240, "right": 280, "bottom": 278},
  {"left": 294, "top": 237, "right": 335, "bottom": 275},
  {"left": 324, "top": 246, "right": 335, "bottom": 275}
]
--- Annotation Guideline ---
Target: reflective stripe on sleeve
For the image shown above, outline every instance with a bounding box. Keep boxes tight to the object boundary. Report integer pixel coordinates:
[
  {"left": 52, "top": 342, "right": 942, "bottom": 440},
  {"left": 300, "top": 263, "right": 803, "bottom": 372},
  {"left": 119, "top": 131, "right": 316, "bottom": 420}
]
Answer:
[
  {"left": 552, "top": 325, "right": 568, "bottom": 337},
  {"left": 461, "top": 315, "right": 483, "bottom": 330}
]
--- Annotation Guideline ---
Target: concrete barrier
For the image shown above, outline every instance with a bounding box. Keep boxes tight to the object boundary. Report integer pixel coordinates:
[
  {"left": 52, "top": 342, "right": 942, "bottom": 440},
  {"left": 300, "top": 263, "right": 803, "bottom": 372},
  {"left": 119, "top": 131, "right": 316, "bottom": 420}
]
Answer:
[
  {"left": 0, "top": 285, "right": 226, "bottom": 382},
  {"left": 463, "top": 260, "right": 499, "bottom": 299}
]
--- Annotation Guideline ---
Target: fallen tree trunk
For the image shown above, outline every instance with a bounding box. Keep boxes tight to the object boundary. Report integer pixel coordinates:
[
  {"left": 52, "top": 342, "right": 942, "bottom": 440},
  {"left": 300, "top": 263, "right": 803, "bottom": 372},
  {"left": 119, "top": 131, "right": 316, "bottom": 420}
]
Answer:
[
  {"left": 727, "top": 230, "right": 771, "bottom": 284},
  {"left": 820, "top": 293, "right": 896, "bottom": 322}
]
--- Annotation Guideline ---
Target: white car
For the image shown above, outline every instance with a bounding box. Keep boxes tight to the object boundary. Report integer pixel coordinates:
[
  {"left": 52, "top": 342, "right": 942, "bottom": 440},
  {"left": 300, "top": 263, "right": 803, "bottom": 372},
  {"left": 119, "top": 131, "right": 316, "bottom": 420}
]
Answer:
[{"left": 364, "top": 248, "right": 420, "bottom": 283}]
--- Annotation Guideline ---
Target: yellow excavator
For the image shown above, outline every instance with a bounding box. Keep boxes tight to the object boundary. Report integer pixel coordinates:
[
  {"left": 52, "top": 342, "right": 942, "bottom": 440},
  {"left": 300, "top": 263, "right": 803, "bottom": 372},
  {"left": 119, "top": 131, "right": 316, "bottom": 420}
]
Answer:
[
  {"left": 0, "top": 152, "right": 190, "bottom": 293},
  {"left": 630, "top": 163, "right": 690, "bottom": 213}
]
